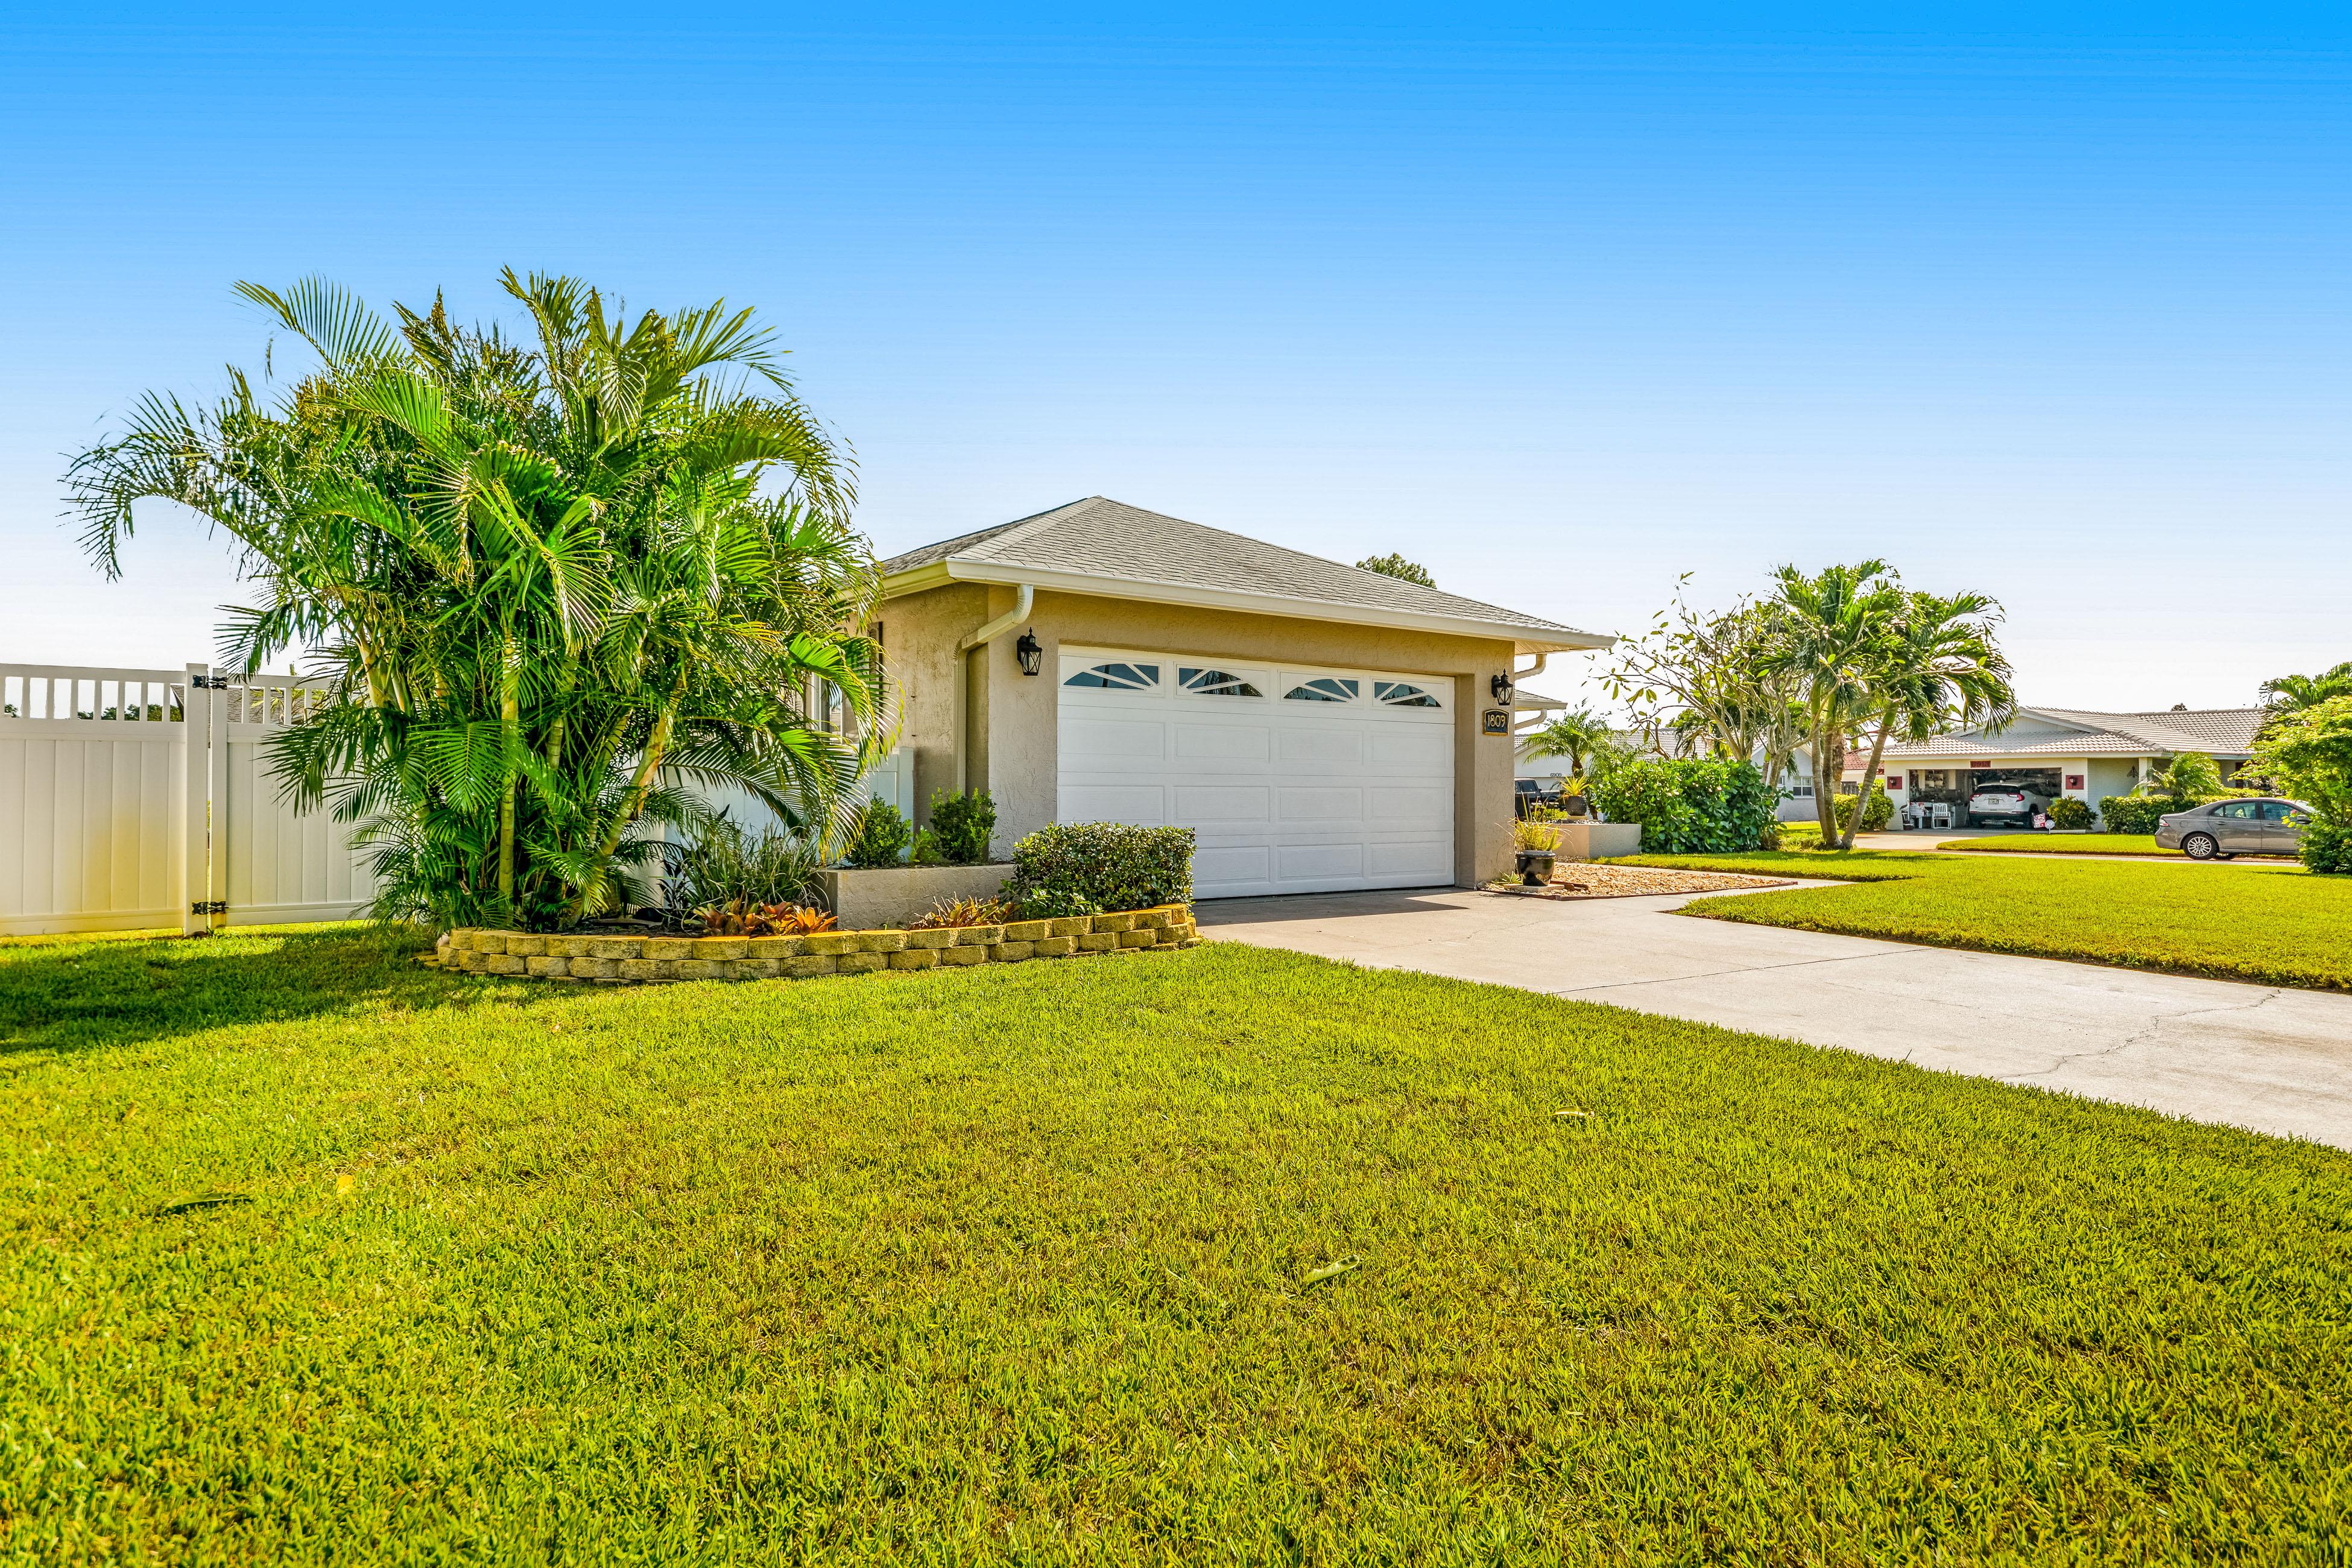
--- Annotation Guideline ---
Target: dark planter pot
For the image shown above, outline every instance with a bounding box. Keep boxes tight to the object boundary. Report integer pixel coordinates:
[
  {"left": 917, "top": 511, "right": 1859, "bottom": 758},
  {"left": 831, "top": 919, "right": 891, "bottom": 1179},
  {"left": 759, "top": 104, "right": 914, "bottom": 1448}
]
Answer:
[{"left": 1515, "top": 850, "right": 1557, "bottom": 887}]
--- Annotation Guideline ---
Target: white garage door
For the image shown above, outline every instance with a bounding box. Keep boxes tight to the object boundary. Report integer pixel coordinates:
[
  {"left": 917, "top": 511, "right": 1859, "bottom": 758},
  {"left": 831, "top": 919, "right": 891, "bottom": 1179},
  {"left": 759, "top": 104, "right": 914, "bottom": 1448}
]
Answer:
[{"left": 1055, "top": 647, "right": 1456, "bottom": 899}]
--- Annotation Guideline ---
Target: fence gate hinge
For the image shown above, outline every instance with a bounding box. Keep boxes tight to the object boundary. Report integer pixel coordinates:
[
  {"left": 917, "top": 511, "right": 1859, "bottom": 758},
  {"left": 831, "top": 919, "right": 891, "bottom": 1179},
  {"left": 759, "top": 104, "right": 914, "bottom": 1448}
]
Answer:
[
  {"left": 189, "top": 675, "right": 232, "bottom": 689},
  {"left": 189, "top": 900, "right": 228, "bottom": 915}
]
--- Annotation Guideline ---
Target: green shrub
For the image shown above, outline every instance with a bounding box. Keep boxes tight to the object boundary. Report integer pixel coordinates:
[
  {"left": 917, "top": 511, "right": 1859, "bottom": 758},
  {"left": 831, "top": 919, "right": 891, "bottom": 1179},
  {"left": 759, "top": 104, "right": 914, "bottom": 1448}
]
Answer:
[
  {"left": 2099, "top": 795, "right": 2195, "bottom": 835},
  {"left": 928, "top": 789, "right": 998, "bottom": 865},
  {"left": 2047, "top": 797, "right": 2093, "bottom": 830},
  {"left": 2300, "top": 817, "right": 2352, "bottom": 874},
  {"left": 1008, "top": 822, "right": 1194, "bottom": 912},
  {"left": 908, "top": 829, "right": 945, "bottom": 866},
  {"left": 1589, "top": 760, "right": 1777, "bottom": 854},
  {"left": 1832, "top": 783, "right": 1895, "bottom": 834},
  {"left": 845, "top": 797, "right": 912, "bottom": 868},
  {"left": 1008, "top": 885, "right": 1101, "bottom": 922}
]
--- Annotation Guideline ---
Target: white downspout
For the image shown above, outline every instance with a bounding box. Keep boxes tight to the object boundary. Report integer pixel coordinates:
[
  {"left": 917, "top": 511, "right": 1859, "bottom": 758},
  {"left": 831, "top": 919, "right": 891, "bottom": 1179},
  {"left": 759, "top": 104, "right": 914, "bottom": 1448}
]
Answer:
[
  {"left": 1510, "top": 650, "right": 1549, "bottom": 686},
  {"left": 953, "top": 583, "right": 1033, "bottom": 793}
]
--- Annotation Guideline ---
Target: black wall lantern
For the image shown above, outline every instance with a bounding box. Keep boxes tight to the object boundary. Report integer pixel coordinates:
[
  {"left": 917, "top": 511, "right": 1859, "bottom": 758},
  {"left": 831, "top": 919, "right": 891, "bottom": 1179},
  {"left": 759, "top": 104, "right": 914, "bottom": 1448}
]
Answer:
[
  {"left": 1014, "top": 630, "right": 1043, "bottom": 676},
  {"left": 1490, "top": 671, "right": 1515, "bottom": 704}
]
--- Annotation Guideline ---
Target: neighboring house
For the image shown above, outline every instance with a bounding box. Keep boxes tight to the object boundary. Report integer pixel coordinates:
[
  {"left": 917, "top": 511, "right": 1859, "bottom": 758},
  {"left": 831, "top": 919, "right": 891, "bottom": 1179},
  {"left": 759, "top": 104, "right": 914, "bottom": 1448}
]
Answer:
[
  {"left": 1813, "top": 706, "right": 2265, "bottom": 826},
  {"left": 874, "top": 496, "right": 1611, "bottom": 897},
  {"left": 1510, "top": 688, "right": 1570, "bottom": 784}
]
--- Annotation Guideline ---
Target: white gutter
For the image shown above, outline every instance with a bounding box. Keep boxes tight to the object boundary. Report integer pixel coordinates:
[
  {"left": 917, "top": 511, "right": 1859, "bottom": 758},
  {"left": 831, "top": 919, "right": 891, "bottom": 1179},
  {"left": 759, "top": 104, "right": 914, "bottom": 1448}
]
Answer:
[
  {"left": 952, "top": 583, "right": 1033, "bottom": 792},
  {"left": 957, "top": 582, "right": 1034, "bottom": 654}
]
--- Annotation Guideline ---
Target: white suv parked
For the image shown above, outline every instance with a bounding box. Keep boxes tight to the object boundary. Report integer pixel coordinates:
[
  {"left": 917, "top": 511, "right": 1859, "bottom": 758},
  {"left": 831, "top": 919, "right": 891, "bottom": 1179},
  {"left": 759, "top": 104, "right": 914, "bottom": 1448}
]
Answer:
[{"left": 1966, "top": 784, "right": 2053, "bottom": 827}]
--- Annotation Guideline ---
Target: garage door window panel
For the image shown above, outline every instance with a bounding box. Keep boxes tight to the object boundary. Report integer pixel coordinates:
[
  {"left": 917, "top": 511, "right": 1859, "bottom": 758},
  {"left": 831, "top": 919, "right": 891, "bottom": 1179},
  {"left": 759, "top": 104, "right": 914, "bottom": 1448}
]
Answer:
[
  {"left": 1064, "top": 662, "right": 1161, "bottom": 691},
  {"left": 1180, "top": 666, "right": 1266, "bottom": 698},
  {"left": 1283, "top": 677, "right": 1359, "bottom": 703}
]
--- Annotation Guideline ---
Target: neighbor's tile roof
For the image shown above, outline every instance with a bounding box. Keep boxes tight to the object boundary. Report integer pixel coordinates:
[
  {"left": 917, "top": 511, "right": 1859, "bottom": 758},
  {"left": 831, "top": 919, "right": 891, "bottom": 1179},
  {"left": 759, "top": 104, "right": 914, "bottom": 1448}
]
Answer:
[
  {"left": 882, "top": 496, "right": 1601, "bottom": 642},
  {"left": 1882, "top": 707, "right": 2263, "bottom": 762}
]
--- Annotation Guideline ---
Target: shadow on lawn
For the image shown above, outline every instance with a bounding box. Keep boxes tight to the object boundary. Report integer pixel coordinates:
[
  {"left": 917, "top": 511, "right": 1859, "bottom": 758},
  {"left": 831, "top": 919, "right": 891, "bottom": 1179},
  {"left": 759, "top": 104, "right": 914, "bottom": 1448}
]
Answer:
[{"left": 0, "top": 925, "right": 547, "bottom": 1054}]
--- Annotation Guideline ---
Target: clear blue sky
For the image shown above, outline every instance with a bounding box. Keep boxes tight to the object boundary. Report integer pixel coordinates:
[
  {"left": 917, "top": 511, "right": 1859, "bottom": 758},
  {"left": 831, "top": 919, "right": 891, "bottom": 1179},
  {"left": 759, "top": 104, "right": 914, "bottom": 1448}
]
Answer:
[{"left": 4, "top": 4, "right": 2346, "bottom": 711}]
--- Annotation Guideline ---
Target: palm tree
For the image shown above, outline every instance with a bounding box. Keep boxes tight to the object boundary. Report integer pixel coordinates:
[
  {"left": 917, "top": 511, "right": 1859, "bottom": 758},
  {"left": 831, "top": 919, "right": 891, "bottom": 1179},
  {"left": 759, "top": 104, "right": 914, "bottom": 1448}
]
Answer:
[
  {"left": 1765, "top": 560, "right": 1908, "bottom": 841},
  {"left": 1524, "top": 707, "right": 1616, "bottom": 778},
  {"left": 2260, "top": 662, "right": 2352, "bottom": 737},
  {"left": 1832, "top": 589, "right": 2014, "bottom": 849},
  {"left": 68, "top": 272, "right": 882, "bottom": 929}
]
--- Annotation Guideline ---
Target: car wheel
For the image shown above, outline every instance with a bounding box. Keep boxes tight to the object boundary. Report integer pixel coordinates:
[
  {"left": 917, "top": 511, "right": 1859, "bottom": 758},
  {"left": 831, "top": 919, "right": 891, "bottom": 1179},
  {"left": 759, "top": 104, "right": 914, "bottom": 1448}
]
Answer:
[{"left": 2181, "top": 832, "right": 2219, "bottom": 861}]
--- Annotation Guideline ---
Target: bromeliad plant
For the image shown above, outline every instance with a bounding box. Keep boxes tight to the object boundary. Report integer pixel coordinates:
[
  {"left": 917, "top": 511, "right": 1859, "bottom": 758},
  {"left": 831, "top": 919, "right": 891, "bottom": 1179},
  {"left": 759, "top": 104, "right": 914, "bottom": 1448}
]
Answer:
[
  {"left": 69, "top": 273, "right": 887, "bottom": 931},
  {"left": 694, "top": 900, "right": 836, "bottom": 937}
]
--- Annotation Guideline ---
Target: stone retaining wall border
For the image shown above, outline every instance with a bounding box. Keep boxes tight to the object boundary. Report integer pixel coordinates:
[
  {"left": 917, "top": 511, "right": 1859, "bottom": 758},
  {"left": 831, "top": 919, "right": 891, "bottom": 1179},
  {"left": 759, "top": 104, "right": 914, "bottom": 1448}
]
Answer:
[{"left": 436, "top": 906, "right": 1201, "bottom": 984}]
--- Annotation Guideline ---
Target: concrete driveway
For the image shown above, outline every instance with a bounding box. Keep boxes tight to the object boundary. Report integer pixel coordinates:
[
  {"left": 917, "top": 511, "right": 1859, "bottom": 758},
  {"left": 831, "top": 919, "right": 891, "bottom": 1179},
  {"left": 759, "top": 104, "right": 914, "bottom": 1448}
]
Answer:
[{"left": 1198, "top": 885, "right": 2352, "bottom": 1149}]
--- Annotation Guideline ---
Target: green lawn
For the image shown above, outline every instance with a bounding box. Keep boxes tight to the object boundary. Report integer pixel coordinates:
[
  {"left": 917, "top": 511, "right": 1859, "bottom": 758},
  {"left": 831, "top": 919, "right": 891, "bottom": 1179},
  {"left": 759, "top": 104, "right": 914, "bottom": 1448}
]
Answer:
[
  {"left": 1940, "top": 833, "right": 2179, "bottom": 856},
  {"left": 1622, "top": 850, "right": 2352, "bottom": 990},
  {"left": 5, "top": 928, "right": 2351, "bottom": 1561}
]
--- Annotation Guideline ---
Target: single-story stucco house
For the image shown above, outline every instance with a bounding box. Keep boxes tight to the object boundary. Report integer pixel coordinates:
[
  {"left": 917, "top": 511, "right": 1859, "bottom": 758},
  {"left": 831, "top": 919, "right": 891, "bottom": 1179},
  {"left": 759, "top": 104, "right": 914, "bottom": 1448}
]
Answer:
[
  {"left": 1817, "top": 705, "right": 2265, "bottom": 826},
  {"left": 870, "top": 496, "right": 1611, "bottom": 897}
]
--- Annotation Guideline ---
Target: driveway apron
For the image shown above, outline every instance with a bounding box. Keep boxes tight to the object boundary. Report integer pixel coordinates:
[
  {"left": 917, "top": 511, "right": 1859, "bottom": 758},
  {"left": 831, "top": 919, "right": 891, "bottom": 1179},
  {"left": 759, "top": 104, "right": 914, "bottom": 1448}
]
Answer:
[{"left": 1197, "top": 885, "right": 2352, "bottom": 1149}]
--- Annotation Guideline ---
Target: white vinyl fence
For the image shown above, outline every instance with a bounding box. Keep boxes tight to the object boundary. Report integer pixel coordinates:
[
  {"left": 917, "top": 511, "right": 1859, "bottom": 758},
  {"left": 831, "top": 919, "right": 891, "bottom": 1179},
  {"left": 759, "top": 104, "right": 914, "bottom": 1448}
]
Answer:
[
  {"left": 4, "top": 661, "right": 918, "bottom": 937},
  {"left": 0, "top": 663, "right": 373, "bottom": 936}
]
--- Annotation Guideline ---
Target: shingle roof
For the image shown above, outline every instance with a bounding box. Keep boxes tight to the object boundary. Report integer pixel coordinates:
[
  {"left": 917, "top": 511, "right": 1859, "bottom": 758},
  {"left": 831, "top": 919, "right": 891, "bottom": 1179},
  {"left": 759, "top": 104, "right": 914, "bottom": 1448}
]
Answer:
[
  {"left": 1881, "top": 707, "right": 2263, "bottom": 762},
  {"left": 881, "top": 496, "right": 1606, "bottom": 647}
]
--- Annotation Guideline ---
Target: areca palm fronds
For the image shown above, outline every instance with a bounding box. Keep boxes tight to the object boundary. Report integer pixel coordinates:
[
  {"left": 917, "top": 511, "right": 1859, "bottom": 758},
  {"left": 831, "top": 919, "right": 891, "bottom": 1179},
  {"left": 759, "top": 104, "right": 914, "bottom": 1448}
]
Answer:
[{"left": 68, "top": 271, "right": 884, "bottom": 930}]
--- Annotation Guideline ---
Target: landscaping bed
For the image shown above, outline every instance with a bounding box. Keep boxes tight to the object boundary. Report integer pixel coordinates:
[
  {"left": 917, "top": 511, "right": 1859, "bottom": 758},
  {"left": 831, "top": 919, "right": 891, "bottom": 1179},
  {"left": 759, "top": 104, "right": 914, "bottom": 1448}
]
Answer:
[
  {"left": 437, "top": 905, "right": 1198, "bottom": 983},
  {"left": 1620, "top": 849, "right": 2352, "bottom": 991},
  {"left": 4, "top": 925, "right": 2347, "bottom": 1560},
  {"left": 1490, "top": 863, "right": 1795, "bottom": 900}
]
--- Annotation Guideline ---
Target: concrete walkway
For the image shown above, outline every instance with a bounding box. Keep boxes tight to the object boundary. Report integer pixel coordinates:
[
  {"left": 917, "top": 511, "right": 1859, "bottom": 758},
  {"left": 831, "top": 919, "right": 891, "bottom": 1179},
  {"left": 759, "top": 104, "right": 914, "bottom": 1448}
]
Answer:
[{"left": 1198, "top": 885, "right": 2352, "bottom": 1149}]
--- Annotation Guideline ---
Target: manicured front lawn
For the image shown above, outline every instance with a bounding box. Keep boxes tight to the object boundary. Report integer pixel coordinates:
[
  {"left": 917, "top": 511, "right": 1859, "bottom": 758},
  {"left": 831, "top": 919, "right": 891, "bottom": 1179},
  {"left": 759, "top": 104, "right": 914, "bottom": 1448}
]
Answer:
[
  {"left": 1623, "top": 850, "right": 2352, "bottom": 990},
  {"left": 5, "top": 928, "right": 2350, "bottom": 1561},
  {"left": 1941, "top": 833, "right": 2179, "bottom": 856}
]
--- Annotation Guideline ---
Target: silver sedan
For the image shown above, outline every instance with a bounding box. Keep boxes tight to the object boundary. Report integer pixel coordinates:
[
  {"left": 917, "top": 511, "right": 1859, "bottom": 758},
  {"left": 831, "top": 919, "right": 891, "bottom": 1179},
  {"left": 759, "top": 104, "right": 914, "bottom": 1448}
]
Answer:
[{"left": 2154, "top": 798, "right": 2312, "bottom": 860}]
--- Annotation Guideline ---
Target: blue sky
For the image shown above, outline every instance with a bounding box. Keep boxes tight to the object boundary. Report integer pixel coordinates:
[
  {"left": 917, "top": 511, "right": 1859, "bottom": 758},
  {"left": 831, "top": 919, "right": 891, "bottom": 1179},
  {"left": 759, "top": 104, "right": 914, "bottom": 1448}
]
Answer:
[{"left": 4, "top": 4, "right": 2346, "bottom": 711}]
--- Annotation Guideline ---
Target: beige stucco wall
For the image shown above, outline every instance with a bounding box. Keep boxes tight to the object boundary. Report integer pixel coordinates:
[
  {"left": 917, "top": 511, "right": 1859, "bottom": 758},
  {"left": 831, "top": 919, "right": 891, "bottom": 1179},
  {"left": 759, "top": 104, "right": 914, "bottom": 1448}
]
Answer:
[{"left": 880, "top": 581, "right": 1532, "bottom": 887}]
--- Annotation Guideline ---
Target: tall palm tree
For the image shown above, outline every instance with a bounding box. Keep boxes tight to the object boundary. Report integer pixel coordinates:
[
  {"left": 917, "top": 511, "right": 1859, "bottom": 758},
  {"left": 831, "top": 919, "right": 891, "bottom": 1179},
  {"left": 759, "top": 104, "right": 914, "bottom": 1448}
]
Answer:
[
  {"left": 68, "top": 272, "right": 883, "bottom": 929},
  {"left": 1832, "top": 589, "right": 2014, "bottom": 849},
  {"left": 1765, "top": 560, "right": 1907, "bottom": 841}
]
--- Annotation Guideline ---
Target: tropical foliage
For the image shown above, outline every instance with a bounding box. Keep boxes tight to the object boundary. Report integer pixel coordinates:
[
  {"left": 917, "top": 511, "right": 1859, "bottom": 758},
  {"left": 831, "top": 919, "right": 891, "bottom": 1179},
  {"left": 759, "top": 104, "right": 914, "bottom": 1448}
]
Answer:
[
  {"left": 2259, "top": 660, "right": 2352, "bottom": 737},
  {"left": 666, "top": 818, "right": 827, "bottom": 918},
  {"left": 2252, "top": 694, "right": 2352, "bottom": 873},
  {"left": 1603, "top": 578, "right": 1807, "bottom": 790},
  {"left": 68, "top": 273, "right": 884, "bottom": 931},
  {"left": 1520, "top": 706, "right": 1639, "bottom": 790},
  {"left": 1768, "top": 562, "right": 2012, "bottom": 849},
  {"left": 2136, "top": 750, "right": 2225, "bottom": 802}
]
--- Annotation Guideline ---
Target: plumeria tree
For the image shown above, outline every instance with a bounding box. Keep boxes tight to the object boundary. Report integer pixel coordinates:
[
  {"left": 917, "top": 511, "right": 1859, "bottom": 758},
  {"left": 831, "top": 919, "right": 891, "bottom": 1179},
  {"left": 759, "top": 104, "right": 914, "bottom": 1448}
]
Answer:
[
  {"left": 69, "top": 273, "right": 885, "bottom": 930},
  {"left": 1601, "top": 579, "right": 1807, "bottom": 792}
]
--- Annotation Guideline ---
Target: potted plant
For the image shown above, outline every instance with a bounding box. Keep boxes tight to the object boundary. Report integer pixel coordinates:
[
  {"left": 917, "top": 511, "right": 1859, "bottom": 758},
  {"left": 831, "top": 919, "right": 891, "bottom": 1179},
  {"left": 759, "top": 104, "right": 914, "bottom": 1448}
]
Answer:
[{"left": 1512, "top": 815, "right": 1558, "bottom": 886}]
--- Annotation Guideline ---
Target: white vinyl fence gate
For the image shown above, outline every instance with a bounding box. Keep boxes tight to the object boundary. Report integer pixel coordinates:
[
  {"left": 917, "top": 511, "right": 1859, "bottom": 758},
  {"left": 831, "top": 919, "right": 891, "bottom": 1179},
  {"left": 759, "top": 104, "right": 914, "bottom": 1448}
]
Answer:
[{"left": 0, "top": 663, "right": 374, "bottom": 937}]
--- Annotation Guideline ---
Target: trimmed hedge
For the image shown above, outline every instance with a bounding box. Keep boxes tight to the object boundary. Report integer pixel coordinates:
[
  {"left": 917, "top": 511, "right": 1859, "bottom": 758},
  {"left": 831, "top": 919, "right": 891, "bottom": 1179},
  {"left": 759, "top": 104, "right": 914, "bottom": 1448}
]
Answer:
[
  {"left": 1009, "top": 823, "right": 1195, "bottom": 914},
  {"left": 1832, "top": 783, "right": 1895, "bottom": 834},
  {"left": 2099, "top": 795, "right": 2192, "bottom": 835},
  {"left": 2047, "top": 797, "right": 2094, "bottom": 830},
  {"left": 1589, "top": 759, "right": 1777, "bottom": 855}
]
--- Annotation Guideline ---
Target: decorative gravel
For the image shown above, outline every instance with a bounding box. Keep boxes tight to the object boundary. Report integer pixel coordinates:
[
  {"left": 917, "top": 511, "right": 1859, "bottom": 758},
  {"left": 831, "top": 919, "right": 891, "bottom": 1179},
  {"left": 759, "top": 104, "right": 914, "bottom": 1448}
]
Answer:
[{"left": 1490, "top": 862, "right": 1795, "bottom": 900}]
